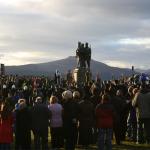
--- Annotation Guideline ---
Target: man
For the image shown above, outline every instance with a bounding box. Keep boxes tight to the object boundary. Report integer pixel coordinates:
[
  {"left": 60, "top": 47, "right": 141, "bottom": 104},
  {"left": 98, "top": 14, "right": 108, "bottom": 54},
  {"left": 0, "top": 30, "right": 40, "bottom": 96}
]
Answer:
[
  {"left": 31, "top": 97, "right": 51, "bottom": 150},
  {"left": 132, "top": 84, "right": 150, "bottom": 144}
]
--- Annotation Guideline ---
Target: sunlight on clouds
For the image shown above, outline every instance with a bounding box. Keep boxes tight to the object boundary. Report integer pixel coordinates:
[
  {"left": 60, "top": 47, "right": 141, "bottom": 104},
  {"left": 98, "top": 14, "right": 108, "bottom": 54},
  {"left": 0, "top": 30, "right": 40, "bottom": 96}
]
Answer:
[
  {"left": 104, "top": 60, "right": 132, "bottom": 69},
  {"left": 119, "top": 38, "right": 150, "bottom": 45},
  {"left": 0, "top": 0, "right": 61, "bottom": 15},
  {"left": 11, "top": 52, "right": 42, "bottom": 59},
  {"left": 0, "top": 0, "right": 43, "bottom": 5},
  {"left": 0, "top": 51, "right": 61, "bottom": 66}
]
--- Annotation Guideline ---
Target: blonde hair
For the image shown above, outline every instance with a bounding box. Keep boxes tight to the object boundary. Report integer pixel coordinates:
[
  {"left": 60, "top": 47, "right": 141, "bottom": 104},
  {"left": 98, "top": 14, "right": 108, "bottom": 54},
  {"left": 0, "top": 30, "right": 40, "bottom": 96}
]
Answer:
[
  {"left": 132, "top": 88, "right": 138, "bottom": 95},
  {"left": 50, "top": 96, "right": 58, "bottom": 104}
]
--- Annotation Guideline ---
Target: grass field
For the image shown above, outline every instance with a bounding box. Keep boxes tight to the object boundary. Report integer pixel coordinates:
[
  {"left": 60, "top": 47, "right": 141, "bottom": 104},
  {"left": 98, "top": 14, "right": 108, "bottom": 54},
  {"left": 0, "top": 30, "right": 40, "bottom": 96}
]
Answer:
[
  {"left": 70, "top": 142, "right": 150, "bottom": 150},
  {"left": 11, "top": 132, "right": 150, "bottom": 150},
  {"left": 68, "top": 142, "right": 150, "bottom": 150}
]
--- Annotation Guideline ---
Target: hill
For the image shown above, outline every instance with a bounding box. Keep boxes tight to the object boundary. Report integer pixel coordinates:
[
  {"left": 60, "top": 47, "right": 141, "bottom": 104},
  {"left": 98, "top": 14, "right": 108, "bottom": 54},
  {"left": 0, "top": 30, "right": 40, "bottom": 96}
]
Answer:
[{"left": 6, "top": 56, "right": 135, "bottom": 80}]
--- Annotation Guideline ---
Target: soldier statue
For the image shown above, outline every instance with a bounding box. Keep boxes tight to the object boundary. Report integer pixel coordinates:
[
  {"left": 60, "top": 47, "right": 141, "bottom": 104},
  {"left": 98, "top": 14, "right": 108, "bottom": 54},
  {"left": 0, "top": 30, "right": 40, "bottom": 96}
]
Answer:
[
  {"left": 76, "top": 42, "right": 81, "bottom": 67},
  {"left": 85, "top": 42, "right": 91, "bottom": 69},
  {"left": 76, "top": 42, "right": 85, "bottom": 68},
  {"left": 76, "top": 42, "right": 91, "bottom": 69},
  {"left": 74, "top": 42, "right": 92, "bottom": 86}
]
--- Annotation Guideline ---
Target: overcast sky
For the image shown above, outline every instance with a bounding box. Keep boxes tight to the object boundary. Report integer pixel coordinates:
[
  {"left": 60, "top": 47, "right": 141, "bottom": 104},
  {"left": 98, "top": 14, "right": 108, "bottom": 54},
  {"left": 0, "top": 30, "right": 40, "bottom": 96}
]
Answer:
[{"left": 0, "top": 0, "right": 150, "bottom": 69}]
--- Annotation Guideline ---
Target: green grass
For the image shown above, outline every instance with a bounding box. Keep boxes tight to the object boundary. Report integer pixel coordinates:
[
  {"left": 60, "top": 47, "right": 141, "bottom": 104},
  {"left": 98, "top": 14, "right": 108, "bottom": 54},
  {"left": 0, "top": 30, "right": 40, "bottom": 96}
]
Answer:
[
  {"left": 74, "top": 142, "right": 150, "bottom": 150},
  {"left": 11, "top": 132, "right": 150, "bottom": 150}
]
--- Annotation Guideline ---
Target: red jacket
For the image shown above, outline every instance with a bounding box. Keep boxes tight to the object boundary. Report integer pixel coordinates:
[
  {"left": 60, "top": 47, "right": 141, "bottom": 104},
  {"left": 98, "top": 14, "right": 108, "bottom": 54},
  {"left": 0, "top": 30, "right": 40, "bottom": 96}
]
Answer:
[
  {"left": 95, "top": 103, "right": 115, "bottom": 128},
  {"left": 0, "top": 113, "right": 14, "bottom": 143}
]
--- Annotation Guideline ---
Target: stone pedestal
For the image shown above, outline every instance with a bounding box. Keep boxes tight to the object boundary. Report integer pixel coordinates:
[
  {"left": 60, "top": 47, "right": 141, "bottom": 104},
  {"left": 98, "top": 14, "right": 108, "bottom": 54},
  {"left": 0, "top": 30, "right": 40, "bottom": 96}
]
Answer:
[{"left": 73, "top": 67, "right": 91, "bottom": 86}]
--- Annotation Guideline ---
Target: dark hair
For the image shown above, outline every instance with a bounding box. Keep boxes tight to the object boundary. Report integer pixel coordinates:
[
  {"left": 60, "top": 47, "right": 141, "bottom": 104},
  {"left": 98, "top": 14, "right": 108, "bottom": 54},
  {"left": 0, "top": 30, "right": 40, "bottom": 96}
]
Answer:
[
  {"left": 0, "top": 102, "right": 11, "bottom": 120},
  {"left": 101, "top": 93, "right": 110, "bottom": 103}
]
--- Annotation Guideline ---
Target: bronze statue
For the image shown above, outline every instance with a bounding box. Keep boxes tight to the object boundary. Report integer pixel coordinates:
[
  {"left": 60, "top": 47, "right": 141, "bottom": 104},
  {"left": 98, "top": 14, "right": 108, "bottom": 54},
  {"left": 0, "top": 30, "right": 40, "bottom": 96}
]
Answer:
[
  {"left": 76, "top": 42, "right": 91, "bottom": 69},
  {"left": 85, "top": 42, "right": 91, "bottom": 69}
]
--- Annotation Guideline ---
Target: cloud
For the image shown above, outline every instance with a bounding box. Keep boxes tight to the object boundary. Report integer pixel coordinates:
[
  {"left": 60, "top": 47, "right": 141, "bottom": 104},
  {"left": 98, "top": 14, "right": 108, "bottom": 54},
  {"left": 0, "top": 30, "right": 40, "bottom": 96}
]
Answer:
[
  {"left": 0, "top": 0, "right": 150, "bottom": 69},
  {"left": 118, "top": 38, "right": 150, "bottom": 46},
  {"left": 104, "top": 60, "right": 132, "bottom": 69},
  {"left": 0, "top": 51, "right": 62, "bottom": 66}
]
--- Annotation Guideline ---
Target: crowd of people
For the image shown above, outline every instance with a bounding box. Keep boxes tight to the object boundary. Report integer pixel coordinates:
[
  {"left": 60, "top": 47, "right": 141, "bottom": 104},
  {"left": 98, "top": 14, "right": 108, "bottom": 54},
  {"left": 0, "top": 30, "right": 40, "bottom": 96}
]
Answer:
[{"left": 0, "top": 74, "right": 150, "bottom": 150}]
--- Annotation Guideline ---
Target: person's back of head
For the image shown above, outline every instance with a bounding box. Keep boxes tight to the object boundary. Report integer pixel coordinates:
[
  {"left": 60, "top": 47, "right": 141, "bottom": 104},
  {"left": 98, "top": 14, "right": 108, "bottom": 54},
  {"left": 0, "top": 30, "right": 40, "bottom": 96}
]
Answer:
[
  {"left": 50, "top": 96, "right": 58, "bottom": 104},
  {"left": 140, "top": 83, "right": 149, "bottom": 94},
  {"left": 0, "top": 101, "right": 12, "bottom": 120},
  {"left": 18, "top": 99, "right": 27, "bottom": 110},
  {"left": 116, "top": 89, "right": 123, "bottom": 97},
  {"left": 62, "top": 90, "right": 73, "bottom": 101},
  {"left": 101, "top": 94, "right": 110, "bottom": 104},
  {"left": 73, "top": 91, "right": 80, "bottom": 100},
  {"left": 35, "top": 96, "right": 43, "bottom": 104}
]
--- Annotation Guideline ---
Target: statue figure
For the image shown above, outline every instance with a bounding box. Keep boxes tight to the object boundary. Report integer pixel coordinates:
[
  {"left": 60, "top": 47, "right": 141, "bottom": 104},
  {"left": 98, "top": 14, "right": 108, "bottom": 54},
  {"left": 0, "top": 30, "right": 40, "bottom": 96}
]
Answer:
[
  {"left": 76, "top": 42, "right": 91, "bottom": 69},
  {"left": 85, "top": 42, "right": 91, "bottom": 69},
  {"left": 74, "top": 42, "right": 92, "bottom": 86},
  {"left": 76, "top": 42, "right": 81, "bottom": 67},
  {"left": 76, "top": 42, "right": 86, "bottom": 68}
]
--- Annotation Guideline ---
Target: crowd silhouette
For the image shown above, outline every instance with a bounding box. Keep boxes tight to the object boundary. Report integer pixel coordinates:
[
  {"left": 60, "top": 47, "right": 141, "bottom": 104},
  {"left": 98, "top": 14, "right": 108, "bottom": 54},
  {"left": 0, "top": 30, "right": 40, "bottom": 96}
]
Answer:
[{"left": 0, "top": 73, "right": 150, "bottom": 150}]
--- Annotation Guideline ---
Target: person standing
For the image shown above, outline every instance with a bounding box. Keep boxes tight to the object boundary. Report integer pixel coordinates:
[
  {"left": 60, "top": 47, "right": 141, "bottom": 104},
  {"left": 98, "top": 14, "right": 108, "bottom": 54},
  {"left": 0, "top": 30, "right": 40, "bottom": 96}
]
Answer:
[
  {"left": 48, "top": 96, "right": 64, "bottom": 149},
  {"left": 31, "top": 97, "right": 51, "bottom": 150},
  {"left": 78, "top": 94, "right": 94, "bottom": 148},
  {"left": 62, "top": 90, "right": 79, "bottom": 150},
  {"left": 95, "top": 94, "right": 115, "bottom": 150},
  {"left": 0, "top": 101, "right": 14, "bottom": 150},
  {"left": 15, "top": 99, "right": 31, "bottom": 150},
  {"left": 132, "top": 84, "right": 150, "bottom": 144}
]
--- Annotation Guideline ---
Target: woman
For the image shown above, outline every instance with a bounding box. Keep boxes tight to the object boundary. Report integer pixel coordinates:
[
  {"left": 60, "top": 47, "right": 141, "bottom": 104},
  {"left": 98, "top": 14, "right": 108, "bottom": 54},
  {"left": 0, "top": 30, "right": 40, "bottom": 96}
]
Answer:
[
  {"left": 48, "top": 95, "right": 64, "bottom": 149},
  {"left": 95, "top": 94, "right": 115, "bottom": 150},
  {"left": 0, "top": 101, "right": 14, "bottom": 150}
]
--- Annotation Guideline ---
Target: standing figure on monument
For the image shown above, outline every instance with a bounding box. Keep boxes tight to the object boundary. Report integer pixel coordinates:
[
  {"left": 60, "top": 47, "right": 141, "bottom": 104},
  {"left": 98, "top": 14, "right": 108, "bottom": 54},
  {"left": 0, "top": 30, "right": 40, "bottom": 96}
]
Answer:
[
  {"left": 85, "top": 43, "right": 91, "bottom": 69},
  {"left": 76, "top": 42, "right": 81, "bottom": 67},
  {"left": 76, "top": 42, "right": 86, "bottom": 68}
]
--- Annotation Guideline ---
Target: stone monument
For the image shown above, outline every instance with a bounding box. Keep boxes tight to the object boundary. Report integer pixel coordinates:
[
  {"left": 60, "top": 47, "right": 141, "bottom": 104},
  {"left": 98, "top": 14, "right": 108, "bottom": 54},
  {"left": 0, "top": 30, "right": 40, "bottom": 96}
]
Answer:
[{"left": 73, "top": 42, "right": 91, "bottom": 86}]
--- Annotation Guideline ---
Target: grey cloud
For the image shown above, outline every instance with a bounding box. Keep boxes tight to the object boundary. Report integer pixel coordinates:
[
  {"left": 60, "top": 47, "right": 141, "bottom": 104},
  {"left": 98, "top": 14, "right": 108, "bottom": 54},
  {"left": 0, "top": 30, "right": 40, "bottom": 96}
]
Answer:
[
  {"left": 0, "top": 54, "right": 4, "bottom": 59},
  {"left": 0, "top": 0, "right": 150, "bottom": 68}
]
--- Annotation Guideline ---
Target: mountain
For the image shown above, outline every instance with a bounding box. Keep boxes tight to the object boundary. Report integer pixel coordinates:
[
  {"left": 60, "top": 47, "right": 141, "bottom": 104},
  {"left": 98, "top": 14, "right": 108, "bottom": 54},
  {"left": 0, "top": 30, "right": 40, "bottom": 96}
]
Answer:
[
  {"left": 5, "top": 56, "right": 135, "bottom": 80},
  {"left": 135, "top": 68, "right": 147, "bottom": 73},
  {"left": 145, "top": 69, "right": 150, "bottom": 75},
  {"left": 135, "top": 68, "right": 150, "bottom": 75}
]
